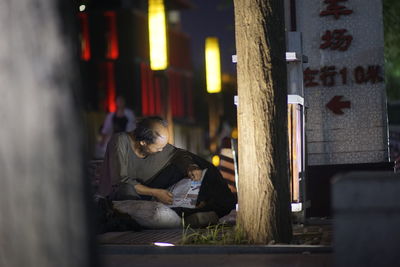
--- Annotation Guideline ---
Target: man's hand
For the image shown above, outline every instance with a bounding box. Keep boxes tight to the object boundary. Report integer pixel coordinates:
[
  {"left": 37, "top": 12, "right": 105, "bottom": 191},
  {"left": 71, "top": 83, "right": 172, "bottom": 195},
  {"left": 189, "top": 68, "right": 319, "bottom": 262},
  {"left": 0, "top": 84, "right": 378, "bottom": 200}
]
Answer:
[
  {"left": 187, "top": 164, "right": 202, "bottom": 181},
  {"left": 153, "top": 189, "right": 173, "bottom": 205},
  {"left": 135, "top": 184, "right": 173, "bottom": 204}
]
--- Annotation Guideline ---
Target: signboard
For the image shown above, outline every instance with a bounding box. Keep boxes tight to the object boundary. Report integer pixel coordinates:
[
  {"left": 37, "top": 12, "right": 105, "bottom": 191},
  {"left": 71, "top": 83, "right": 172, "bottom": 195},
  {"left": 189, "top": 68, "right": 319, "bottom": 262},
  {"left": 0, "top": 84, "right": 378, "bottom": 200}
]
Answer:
[{"left": 296, "top": 0, "right": 389, "bottom": 165}]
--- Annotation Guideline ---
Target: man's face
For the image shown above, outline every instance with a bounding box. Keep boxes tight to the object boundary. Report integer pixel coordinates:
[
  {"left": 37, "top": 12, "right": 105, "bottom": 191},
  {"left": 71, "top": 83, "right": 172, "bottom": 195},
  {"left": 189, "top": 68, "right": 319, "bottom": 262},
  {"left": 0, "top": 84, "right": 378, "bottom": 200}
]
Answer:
[
  {"left": 142, "top": 137, "right": 168, "bottom": 156},
  {"left": 139, "top": 126, "right": 169, "bottom": 156}
]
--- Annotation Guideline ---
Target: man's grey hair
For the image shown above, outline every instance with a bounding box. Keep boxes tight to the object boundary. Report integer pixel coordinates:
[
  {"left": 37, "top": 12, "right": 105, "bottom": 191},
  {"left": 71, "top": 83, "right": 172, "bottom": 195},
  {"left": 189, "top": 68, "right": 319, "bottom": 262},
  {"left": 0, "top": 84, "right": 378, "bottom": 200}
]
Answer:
[{"left": 133, "top": 116, "right": 168, "bottom": 144}]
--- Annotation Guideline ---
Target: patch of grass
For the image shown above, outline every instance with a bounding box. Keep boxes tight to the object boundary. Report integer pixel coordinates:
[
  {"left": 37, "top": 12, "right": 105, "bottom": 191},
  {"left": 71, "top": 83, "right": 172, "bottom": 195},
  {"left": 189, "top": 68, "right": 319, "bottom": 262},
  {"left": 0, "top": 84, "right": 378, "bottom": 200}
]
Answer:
[{"left": 180, "top": 223, "right": 249, "bottom": 245}]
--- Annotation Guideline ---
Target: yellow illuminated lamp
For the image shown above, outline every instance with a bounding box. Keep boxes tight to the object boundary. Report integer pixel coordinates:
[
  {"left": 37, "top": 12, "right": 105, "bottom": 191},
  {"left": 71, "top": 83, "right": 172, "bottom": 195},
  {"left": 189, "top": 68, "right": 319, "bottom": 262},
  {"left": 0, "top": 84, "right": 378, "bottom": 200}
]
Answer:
[
  {"left": 212, "top": 155, "right": 220, "bottom": 167},
  {"left": 148, "top": 0, "right": 168, "bottom": 70},
  {"left": 205, "top": 37, "right": 221, "bottom": 93},
  {"left": 231, "top": 128, "right": 238, "bottom": 139}
]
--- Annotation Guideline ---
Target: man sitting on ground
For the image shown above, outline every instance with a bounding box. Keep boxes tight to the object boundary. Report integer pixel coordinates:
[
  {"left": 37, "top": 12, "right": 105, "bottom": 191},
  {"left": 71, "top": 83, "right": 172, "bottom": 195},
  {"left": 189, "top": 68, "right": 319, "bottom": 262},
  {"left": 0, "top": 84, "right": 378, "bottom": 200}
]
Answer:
[{"left": 97, "top": 116, "right": 236, "bottom": 227}]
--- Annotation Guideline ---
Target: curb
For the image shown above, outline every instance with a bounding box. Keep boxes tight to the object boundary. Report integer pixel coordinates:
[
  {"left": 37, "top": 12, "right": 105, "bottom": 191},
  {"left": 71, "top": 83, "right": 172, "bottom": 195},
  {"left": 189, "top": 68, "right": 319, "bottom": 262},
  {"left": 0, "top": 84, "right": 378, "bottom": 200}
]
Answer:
[{"left": 99, "top": 244, "right": 332, "bottom": 255}]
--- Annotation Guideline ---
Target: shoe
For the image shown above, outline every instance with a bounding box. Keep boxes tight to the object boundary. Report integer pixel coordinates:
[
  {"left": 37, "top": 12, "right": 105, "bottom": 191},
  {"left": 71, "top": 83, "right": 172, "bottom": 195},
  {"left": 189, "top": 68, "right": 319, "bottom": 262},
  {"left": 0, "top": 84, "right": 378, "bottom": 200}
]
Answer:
[
  {"left": 184, "top": 211, "right": 219, "bottom": 228},
  {"left": 95, "top": 197, "right": 142, "bottom": 233}
]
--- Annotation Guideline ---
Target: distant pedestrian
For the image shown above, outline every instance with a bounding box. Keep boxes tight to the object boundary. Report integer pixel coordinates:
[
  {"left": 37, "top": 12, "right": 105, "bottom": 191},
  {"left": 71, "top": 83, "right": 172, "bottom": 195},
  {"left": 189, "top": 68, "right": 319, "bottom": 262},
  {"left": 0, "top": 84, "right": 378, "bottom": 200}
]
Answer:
[{"left": 94, "top": 96, "right": 136, "bottom": 158}]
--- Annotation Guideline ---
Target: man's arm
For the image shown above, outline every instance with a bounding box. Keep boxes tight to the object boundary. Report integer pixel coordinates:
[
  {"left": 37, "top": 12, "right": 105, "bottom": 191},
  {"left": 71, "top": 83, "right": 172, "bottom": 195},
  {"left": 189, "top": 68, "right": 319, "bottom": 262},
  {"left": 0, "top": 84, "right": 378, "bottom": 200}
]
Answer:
[{"left": 134, "top": 184, "right": 173, "bottom": 205}]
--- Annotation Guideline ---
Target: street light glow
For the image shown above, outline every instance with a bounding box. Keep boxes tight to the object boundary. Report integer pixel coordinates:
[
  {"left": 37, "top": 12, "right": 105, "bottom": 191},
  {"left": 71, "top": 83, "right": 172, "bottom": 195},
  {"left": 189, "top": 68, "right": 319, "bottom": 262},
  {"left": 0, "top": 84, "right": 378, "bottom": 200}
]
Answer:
[
  {"left": 79, "top": 4, "right": 86, "bottom": 12},
  {"left": 205, "top": 37, "right": 221, "bottom": 93},
  {"left": 148, "top": 0, "right": 168, "bottom": 70},
  {"left": 212, "top": 155, "right": 220, "bottom": 166}
]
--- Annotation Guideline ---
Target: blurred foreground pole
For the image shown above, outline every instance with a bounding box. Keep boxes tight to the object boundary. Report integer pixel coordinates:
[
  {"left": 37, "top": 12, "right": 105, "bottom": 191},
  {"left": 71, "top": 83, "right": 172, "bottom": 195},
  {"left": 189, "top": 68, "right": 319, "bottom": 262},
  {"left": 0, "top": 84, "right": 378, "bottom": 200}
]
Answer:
[
  {"left": 233, "top": 0, "right": 292, "bottom": 243},
  {"left": 0, "top": 1, "right": 94, "bottom": 267}
]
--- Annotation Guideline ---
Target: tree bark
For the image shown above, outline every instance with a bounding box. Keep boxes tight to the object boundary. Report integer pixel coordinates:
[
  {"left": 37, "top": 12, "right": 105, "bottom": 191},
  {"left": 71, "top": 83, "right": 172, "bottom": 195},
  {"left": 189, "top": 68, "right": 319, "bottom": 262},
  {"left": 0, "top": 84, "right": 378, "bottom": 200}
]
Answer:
[
  {"left": 0, "top": 1, "right": 95, "bottom": 266},
  {"left": 233, "top": 0, "right": 292, "bottom": 243}
]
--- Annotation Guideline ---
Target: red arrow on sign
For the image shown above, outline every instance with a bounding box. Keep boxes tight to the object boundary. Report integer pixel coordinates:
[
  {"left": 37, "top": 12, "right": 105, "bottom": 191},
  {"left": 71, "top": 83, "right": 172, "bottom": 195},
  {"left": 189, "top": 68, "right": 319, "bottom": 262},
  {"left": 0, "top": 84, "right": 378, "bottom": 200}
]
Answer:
[{"left": 326, "top": 95, "right": 351, "bottom": 115}]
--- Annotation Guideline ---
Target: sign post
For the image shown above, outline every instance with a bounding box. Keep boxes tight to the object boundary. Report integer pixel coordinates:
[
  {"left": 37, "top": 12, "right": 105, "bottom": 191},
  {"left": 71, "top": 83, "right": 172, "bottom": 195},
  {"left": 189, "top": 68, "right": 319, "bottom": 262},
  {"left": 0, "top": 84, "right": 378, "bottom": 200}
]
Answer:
[
  {"left": 294, "top": 0, "right": 391, "bottom": 218},
  {"left": 297, "top": 0, "right": 389, "bottom": 166}
]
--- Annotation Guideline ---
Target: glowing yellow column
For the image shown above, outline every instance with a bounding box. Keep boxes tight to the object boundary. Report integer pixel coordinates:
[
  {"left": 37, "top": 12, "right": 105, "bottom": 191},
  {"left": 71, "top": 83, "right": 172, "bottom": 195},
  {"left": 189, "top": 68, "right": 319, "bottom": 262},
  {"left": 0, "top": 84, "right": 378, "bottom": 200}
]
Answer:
[
  {"left": 148, "top": 0, "right": 168, "bottom": 70},
  {"left": 205, "top": 37, "right": 221, "bottom": 93}
]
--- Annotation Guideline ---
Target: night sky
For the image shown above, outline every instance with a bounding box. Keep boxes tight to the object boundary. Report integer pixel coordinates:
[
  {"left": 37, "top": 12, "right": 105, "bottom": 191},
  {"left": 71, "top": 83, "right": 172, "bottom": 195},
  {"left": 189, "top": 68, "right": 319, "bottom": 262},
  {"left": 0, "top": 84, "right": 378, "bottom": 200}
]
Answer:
[{"left": 180, "top": 0, "right": 236, "bottom": 75}]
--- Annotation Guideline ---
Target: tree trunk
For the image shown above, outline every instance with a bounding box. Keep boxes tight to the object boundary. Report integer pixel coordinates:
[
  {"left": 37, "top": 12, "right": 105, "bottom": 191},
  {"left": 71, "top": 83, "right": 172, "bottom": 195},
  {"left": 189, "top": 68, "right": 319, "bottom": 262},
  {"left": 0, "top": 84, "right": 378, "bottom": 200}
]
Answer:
[
  {"left": 0, "top": 1, "right": 95, "bottom": 266},
  {"left": 233, "top": 0, "right": 292, "bottom": 243}
]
